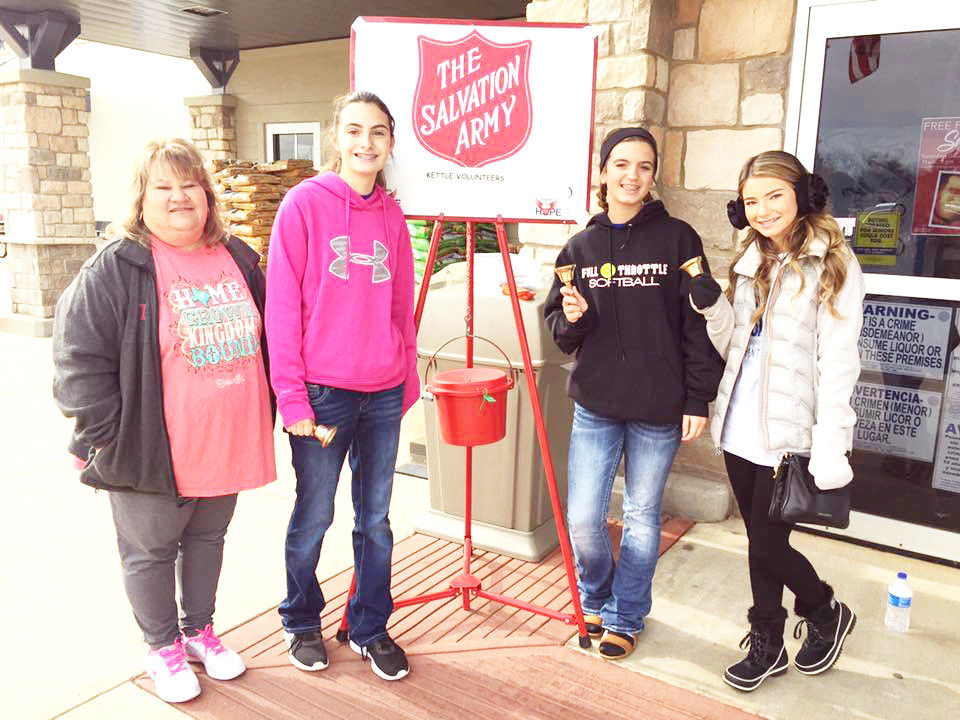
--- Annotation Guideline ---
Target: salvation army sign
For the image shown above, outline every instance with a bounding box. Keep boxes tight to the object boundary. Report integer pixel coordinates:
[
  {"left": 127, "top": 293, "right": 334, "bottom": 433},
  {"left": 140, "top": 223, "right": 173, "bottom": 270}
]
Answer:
[
  {"left": 352, "top": 18, "right": 598, "bottom": 222},
  {"left": 414, "top": 31, "right": 532, "bottom": 168}
]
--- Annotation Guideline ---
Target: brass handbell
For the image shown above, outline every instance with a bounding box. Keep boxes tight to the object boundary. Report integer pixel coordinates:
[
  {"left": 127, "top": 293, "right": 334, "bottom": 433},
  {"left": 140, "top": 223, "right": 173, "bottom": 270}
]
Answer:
[
  {"left": 679, "top": 256, "right": 704, "bottom": 278},
  {"left": 555, "top": 264, "right": 576, "bottom": 287},
  {"left": 313, "top": 424, "right": 338, "bottom": 448}
]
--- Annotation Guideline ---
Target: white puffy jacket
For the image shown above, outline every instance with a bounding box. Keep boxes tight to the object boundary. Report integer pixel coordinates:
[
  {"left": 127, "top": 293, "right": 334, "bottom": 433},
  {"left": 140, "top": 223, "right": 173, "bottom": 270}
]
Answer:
[{"left": 698, "top": 234, "right": 865, "bottom": 489}]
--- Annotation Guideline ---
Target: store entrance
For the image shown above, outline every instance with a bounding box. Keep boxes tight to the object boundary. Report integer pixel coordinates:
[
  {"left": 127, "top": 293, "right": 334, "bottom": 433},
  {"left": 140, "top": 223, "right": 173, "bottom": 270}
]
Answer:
[{"left": 793, "top": 0, "right": 960, "bottom": 561}]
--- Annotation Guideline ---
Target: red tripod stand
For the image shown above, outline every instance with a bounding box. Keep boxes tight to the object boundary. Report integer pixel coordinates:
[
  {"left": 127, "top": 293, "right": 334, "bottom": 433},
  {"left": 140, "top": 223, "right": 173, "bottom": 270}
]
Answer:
[{"left": 336, "top": 216, "right": 590, "bottom": 649}]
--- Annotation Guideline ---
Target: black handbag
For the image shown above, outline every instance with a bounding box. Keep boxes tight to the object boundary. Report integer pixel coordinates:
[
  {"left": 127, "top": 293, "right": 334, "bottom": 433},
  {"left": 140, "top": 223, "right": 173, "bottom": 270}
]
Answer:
[{"left": 768, "top": 453, "right": 850, "bottom": 529}]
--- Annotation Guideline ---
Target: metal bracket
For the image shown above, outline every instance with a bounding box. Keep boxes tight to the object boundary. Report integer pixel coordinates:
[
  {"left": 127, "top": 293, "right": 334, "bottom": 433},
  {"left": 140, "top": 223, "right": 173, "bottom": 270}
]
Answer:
[
  {"left": 190, "top": 47, "right": 240, "bottom": 94},
  {"left": 0, "top": 9, "right": 80, "bottom": 71}
]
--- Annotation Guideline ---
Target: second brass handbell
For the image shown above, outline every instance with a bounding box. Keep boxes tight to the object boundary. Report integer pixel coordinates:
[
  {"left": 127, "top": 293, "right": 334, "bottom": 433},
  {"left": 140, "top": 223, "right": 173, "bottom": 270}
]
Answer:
[
  {"left": 314, "top": 424, "right": 337, "bottom": 448},
  {"left": 679, "top": 256, "right": 704, "bottom": 278},
  {"left": 555, "top": 264, "right": 575, "bottom": 287}
]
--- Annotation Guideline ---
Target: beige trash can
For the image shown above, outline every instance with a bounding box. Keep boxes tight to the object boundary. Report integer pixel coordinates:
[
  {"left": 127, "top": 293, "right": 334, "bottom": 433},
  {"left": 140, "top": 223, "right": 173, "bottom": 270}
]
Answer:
[{"left": 414, "top": 262, "right": 573, "bottom": 562}]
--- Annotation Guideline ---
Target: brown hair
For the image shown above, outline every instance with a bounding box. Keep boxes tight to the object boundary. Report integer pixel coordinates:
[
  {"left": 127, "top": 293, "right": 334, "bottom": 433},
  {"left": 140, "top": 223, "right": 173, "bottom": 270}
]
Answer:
[
  {"left": 596, "top": 128, "right": 658, "bottom": 213},
  {"left": 109, "top": 137, "right": 226, "bottom": 247},
  {"left": 727, "top": 151, "right": 851, "bottom": 323},
  {"left": 325, "top": 90, "right": 396, "bottom": 189}
]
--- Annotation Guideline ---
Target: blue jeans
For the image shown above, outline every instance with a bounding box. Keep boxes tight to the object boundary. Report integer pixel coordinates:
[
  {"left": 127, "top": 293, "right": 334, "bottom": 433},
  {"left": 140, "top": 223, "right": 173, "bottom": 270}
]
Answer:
[
  {"left": 280, "top": 383, "right": 403, "bottom": 646},
  {"left": 566, "top": 403, "right": 680, "bottom": 635}
]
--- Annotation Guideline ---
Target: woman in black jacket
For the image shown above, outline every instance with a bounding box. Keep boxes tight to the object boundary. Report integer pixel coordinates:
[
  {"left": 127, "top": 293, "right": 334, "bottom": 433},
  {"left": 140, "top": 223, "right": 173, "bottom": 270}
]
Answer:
[
  {"left": 53, "top": 138, "right": 276, "bottom": 704},
  {"left": 543, "top": 127, "right": 721, "bottom": 660}
]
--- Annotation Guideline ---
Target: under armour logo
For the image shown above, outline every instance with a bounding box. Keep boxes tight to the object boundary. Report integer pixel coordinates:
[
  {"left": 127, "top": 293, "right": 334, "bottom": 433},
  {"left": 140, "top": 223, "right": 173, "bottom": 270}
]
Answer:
[{"left": 328, "top": 236, "right": 391, "bottom": 283}]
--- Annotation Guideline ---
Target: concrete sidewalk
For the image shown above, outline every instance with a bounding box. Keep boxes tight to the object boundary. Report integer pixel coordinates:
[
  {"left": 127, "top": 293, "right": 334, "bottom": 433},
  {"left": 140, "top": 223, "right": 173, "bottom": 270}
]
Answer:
[{"left": 572, "top": 519, "right": 960, "bottom": 720}]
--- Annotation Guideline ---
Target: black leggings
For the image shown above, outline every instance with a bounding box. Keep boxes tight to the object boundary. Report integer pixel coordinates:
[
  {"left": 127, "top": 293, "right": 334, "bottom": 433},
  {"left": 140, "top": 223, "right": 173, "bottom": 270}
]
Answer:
[{"left": 724, "top": 451, "right": 826, "bottom": 617}]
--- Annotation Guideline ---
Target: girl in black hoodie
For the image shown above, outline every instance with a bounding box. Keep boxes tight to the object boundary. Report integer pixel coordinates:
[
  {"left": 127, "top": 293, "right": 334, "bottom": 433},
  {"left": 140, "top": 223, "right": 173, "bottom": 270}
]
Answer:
[{"left": 543, "top": 127, "right": 721, "bottom": 660}]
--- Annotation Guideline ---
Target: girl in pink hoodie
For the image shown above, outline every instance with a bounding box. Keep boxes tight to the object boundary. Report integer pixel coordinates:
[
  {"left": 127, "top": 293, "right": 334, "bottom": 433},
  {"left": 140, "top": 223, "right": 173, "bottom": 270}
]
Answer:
[{"left": 265, "top": 91, "right": 417, "bottom": 681}]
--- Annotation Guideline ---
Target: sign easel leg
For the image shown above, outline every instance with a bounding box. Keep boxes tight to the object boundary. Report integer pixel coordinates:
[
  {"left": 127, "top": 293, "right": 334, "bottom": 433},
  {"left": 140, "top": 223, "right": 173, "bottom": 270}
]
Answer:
[{"left": 336, "top": 215, "right": 590, "bottom": 650}]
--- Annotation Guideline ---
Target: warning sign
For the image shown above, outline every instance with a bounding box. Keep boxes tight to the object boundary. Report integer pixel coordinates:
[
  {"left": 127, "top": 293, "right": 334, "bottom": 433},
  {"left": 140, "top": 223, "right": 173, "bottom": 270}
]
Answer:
[
  {"left": 858, "top": 301, "right": 951, "bottom": 380},
  {"left": 932, "top": 326, "right": 960, "bottom": 494},
  {"left": 852, "top": 381, "right": 940, "bottom": 461}
]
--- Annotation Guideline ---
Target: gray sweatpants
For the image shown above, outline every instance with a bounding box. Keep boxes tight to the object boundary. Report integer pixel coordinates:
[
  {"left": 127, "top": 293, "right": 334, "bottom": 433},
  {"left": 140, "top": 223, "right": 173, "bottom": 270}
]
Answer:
[{"left": 109, "top": 491, "right": 237, "bottom": 648}]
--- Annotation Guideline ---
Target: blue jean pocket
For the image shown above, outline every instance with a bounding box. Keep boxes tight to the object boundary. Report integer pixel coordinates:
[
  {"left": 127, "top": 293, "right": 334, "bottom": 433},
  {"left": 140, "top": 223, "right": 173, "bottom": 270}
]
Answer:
[{"left": 306, "top": 383, "right": 331, "bottom": 405}]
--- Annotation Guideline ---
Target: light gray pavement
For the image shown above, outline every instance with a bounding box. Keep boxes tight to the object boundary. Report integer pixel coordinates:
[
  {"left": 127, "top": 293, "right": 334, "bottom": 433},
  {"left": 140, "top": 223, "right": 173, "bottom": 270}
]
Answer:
[{"left": 572, "top": 519, "right": 960, "bottom": 720}]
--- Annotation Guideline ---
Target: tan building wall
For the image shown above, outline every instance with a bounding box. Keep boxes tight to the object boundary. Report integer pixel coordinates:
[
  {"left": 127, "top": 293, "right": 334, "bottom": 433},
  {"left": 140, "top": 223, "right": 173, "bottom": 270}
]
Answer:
[
  {"left": 521, "top": 0, "right": 801, "bottom": 515},
  {"left": 663, "top": 0, "right": 794, "bottom": 280},
  {"left": 520, "top": 0, "right": 676, "bottom": 260},
  {"left": 230, "top": 40, "right": 350, "bottom": 164},
  {"left": 522, "top": 0, "right": 796, "bottom": 280}
]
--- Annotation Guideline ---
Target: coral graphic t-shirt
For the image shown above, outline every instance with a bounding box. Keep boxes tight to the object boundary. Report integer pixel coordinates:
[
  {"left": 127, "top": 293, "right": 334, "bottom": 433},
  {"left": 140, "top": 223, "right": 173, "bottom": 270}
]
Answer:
[{"left": 152, "top": 238, "right": 276, "bottom": 497}]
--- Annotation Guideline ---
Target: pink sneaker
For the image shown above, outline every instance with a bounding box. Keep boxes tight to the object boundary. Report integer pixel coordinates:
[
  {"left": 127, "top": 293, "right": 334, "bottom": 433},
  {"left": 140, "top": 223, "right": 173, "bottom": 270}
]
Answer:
[
  {"left": 145, "top": 638, "right": 201, "bottom": 703},
  {"left": 182, "top": 625, "right": 246, "bottom": 680}
]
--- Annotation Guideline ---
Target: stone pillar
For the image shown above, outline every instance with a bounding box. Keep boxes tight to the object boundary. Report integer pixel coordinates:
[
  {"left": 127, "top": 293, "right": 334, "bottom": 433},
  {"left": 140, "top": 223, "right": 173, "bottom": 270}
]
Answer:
[
  {"left": 520, "top": 0, "right": 757, "bottom": 521},
  {"left": 521, "top": 0, "right": 674, "bottom": 264},
  {"left": 0, "top": 68, "right": 96, "bottom": 336},
  {"left": 184, "top": 95, "right": 238, "bottom": 161},
  {"left": 663, "top": 0, "right": 794, "bottom": 278}
]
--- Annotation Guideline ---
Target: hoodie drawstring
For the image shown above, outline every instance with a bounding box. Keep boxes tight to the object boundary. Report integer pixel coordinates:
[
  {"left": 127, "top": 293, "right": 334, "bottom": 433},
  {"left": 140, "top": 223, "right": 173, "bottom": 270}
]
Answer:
[
  {"left": 380, "top": 194, "right": 389, "bottom": 258},
  {"left": 340, "top": 184, "right": 391, "bottom": 280},
  {"left": 609, "top": 225, "right": 628, "bottom": 361},
  {"left": 342, "top": 190, "right": 351, "bottom": 279}
]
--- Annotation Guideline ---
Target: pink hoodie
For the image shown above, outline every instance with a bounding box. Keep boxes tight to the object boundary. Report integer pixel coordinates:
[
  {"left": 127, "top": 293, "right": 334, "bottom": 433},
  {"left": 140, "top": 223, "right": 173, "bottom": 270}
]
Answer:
[{"left": 265, "top": 171, "right": 419, "bottom": 427}]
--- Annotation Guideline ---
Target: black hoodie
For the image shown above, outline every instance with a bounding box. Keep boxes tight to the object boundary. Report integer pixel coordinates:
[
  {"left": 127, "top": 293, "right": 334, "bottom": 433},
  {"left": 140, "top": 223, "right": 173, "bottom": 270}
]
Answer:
[{"left": 543, "top": 200, "right": 722, "bottom": 423}]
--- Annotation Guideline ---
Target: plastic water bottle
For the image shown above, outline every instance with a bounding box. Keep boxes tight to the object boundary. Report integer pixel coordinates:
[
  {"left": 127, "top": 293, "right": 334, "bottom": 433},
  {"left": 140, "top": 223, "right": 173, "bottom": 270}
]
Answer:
[{"left": 884, "top": 571, "right": 912, "bottom": 632}]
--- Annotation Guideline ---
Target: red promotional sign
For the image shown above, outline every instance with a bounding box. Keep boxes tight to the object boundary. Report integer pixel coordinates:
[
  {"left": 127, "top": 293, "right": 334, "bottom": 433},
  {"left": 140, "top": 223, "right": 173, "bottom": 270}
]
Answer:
[
  {"left": 413, "top": 30, "right": 532, "bottom": 168},
  {"left": 912, "top": 117, "right": 960, "bottom": 236}
]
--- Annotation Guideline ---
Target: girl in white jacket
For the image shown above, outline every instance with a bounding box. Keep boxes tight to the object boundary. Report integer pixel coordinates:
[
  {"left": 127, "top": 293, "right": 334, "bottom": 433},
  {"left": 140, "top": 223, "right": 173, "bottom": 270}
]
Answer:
[{"left": 690, "top": 151, "right": 864, "bottom": 692}]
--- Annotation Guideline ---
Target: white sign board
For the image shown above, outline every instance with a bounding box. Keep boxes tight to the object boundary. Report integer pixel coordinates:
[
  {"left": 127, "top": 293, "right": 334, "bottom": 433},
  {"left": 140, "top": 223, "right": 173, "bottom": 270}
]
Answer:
[
  {"left": 852, "top": 381, "right": 940, "bottom": 462},
  {"left": 933, "top": 327, "right": 960, "bottom": 493},
  {"left": 858, "top": 300, "right": 951, "bottom": 380},
  {"left": 351, "top": 17, "right": 598, "bottom": 222}
]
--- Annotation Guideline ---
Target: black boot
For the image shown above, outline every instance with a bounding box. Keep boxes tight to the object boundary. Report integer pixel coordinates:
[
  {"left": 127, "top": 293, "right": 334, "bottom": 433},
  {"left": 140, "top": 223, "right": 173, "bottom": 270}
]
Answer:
[
  {"left": 722, "top": 607, "right": 789, "bottom": 692},
  {"left": 794, "top": 583, "right": 856, "bottom": 675}
]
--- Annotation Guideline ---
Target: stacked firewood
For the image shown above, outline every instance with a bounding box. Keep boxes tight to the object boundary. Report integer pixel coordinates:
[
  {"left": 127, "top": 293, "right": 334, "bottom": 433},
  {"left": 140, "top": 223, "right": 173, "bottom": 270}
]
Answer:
[{"left": 206, "top": 159, "right": 317, "bottom": 258}]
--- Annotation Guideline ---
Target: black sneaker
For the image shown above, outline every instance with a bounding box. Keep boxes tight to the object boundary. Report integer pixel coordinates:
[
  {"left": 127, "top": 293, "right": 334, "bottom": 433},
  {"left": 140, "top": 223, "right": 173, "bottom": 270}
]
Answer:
[
  {"left": 794, "top": 600, "right": 856, "bottom": 675},
  {"left": 283, "top": 630, "right": 328, "bottom": 671},
  {"left": 722, "top": 629, "right": 789, "bottom": 692},
  {"left": 349, "top": 635, "right": 409, "bottom": 680}
]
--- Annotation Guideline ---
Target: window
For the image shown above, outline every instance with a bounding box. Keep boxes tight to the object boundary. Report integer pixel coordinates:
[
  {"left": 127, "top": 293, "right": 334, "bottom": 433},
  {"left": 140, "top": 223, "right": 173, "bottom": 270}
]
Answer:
[{"left": 265, "top": 122, "right": 322, "bottom": 163}]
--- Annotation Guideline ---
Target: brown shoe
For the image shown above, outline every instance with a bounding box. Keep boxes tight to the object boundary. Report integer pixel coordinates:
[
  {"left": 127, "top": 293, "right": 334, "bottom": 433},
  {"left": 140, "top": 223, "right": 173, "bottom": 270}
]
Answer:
[
  {"left": 598, "top": 630, "right": 636, "bottom": 660},
  {"left": 583, "top": 614, "right": 603, "bottom": 638}
]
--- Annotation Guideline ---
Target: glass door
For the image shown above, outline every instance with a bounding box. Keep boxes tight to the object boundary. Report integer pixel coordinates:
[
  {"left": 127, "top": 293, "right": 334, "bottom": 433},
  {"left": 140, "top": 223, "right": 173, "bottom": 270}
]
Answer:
[{"left": 789, "top": 0, "right": 960, "bottom": 562}]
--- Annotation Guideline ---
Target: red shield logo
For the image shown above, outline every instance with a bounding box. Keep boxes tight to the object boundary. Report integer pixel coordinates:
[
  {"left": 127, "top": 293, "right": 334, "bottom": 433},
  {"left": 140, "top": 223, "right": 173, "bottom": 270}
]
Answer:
[{"left": 413, "top": 31, "right": 532, "bottom": 168}]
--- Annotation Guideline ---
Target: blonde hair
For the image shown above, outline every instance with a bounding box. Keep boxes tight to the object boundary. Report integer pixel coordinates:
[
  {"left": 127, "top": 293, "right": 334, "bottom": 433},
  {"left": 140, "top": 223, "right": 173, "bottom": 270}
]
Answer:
[
  {"left": 109, "top": 138, "right": 227, "bottom": 247},
  {"left": 727, "top": 151, "right": 851, "bottom": 324}
]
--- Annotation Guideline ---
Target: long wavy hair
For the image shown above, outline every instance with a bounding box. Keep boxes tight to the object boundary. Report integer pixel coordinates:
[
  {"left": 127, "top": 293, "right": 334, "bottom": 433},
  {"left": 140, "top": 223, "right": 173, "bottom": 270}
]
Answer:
[
  {"left": 325, "top": 90, "right": 395, "bottom": 190},
  {"left": 109, "top": 138, "right": 227, "bottom": 247},
  {"left": 727, "top": 151, "right": 851, "bottom": 324}
]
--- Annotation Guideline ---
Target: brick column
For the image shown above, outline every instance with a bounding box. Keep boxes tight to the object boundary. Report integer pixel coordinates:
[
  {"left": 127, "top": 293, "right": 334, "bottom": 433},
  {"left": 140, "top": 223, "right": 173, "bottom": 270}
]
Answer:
[
  {"left": 184, "top": 94, "right": 238, "bottom": 161},
  {"left": 0, "top": 68, "right": 96, "bottom": 336}
]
